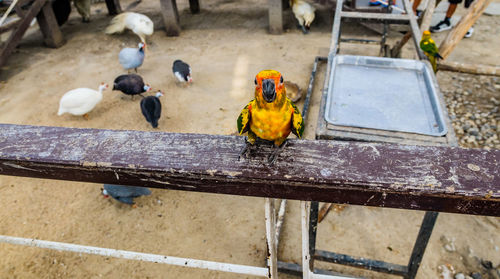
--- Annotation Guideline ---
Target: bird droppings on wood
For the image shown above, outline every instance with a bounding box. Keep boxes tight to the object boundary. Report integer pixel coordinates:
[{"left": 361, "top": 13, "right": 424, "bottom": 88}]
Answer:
[{"left": 467, "top": 163, "right": 481, "bottom": 171}]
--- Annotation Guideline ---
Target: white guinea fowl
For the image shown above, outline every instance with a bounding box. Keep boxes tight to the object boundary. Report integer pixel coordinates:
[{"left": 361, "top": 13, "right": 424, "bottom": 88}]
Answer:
[
  {"left": 105, "top": 12, "right": 154, "bottom": 43},
  {"left": 58, "top": 83, "right": 108, "bottom": 119}
]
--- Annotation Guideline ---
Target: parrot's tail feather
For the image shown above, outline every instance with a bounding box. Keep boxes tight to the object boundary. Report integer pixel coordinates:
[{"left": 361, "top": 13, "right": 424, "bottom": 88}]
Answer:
[
  {"left": 105, "top": 13, "right": 129, "bottom": 34},
  {"left": 435, "top": 53, "right": 443, "bottom": 59}
]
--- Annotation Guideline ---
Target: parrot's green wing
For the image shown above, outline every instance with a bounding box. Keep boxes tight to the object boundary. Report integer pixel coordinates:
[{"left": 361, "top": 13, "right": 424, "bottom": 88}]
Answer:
[
  {"left": 237, "top": 100, "right": 254, "bottom": 135},
  {"left": 289, "top": 100, "right": 304, "bottom": 139},
  {"left": 420, "top": 38, "right": 440, "bottom": 57}
]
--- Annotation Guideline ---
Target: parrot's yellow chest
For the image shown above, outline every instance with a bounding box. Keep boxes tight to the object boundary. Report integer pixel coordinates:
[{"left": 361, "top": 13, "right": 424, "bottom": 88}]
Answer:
[{"left": 250, "top": 105, "right": 293, "bottom": 143}]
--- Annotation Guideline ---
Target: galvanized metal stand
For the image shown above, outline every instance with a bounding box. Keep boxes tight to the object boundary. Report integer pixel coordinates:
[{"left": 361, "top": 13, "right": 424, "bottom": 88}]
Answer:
[{"left": 306, "top": 202, "right": 439, "bottom": 278}]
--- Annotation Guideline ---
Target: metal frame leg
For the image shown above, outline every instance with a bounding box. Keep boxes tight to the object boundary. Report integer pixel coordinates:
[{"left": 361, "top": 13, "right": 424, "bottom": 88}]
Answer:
[
  {"left": 265, "top": 198, "right": 278, "bottom": 278},
  {"left": 404, "top": 211, "right": 439, "bottom": 279}
]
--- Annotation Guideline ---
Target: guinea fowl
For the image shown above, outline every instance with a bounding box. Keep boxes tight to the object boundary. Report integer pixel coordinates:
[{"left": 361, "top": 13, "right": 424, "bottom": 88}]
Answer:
[
  {"left": 105, "top": 12, "right": 154, "bottom": 43},
  {"left": 58, "top": 83, "right": 108, "bottom": 119},
  {"left": 102, "top": 184, "right": 152, "bottom": 206},
  {"left": 113, "top": 74, "right": 151, "bottom": 99},
  {"left": 172, "top": 60, "right": 192, "bottom": 85},
  {"left": 119, "top": 42, "right": 146, "bottom": 73},
  {"left": 140, "top": 90, "right": 163, "bottom": 128}
]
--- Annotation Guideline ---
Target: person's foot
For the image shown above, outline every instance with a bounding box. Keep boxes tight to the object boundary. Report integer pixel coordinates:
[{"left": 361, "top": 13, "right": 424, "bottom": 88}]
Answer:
[
  {"left": 430, "top": 19, "right": 452, "bottom": 32},
  {"left": 464, "top": 26, "right": 474, "bottom": 38},
  {"left": 416, "top": 9, "right": 423, "bottom": 17},
  {"left": 369, "top": 0, "right": 382, "bottom": 6}
]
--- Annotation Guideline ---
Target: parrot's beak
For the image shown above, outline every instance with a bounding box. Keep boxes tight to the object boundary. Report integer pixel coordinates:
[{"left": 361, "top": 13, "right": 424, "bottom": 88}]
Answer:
[{"left": 262, "top": 79, "right": 276, "bottom": 103}]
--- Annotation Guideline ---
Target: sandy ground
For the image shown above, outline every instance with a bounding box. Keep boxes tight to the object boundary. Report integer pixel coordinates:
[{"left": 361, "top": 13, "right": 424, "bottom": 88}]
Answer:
[{"left": 0, "top": 0, "right": 499, "bottom": 278}]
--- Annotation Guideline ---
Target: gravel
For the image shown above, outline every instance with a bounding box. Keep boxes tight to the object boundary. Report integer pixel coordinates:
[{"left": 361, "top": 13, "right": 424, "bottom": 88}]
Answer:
[{"left": 438, "top": 72, "right": 500, "bottom": 149}]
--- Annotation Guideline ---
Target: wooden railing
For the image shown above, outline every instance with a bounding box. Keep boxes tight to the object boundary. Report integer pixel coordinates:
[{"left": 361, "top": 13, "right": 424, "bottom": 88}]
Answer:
[{"left": 0, "top": 124, "right": 498, "bottom": 216}]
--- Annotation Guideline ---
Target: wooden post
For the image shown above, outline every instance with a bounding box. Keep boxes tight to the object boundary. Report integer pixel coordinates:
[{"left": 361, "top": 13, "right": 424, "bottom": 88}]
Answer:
[
  {"left": 268, "top": 0, "right": 283, "bottom": 34},
  {"left": 36, "top": 0, "right": 65, "bottom": 48},
  {"left": 439, "top": 0, "right": 493, "bottom": 59},
  {"left": 105, "top": 0, "right": 122, "bottom": 15},
  {"left": 189, "top": 0, "right": 200, "bottom": 14},
  {"left": 437, "top": 60, "right": 500, "bottom": 76},
  {"left": 160, "top": 0, "right": 181, "bottom": 36},
  {"left": 0, "top": 0, "right": 48, "bottom": 68}
]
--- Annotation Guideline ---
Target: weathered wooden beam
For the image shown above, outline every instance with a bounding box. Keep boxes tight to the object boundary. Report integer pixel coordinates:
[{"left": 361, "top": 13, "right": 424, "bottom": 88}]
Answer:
[
  {"left": 36, "top": 0, "right": 65, "bottom": 48},
  {"left": 159, "top": 0, "right": 180, "bottom": 36},
  {"left": 437, "top": 60, "right": 500, "bottom": 76},
  {"left": 438, "top": 0, "right": 493, "bottom": 59},
  {"left": 268, "top": 0, "right": 283, "bottom": 34},
  {"left": 0, "top": 0, "right": 48, "bottom": 67},
  {"left": 0, "top": 124, "right": 498, "bottom": 216},
  {"left": 340, "top": 11, "right": 410, "bottom": 23},
  {"left": 105, "top": 0, "right": 122, "bottom": 15}
]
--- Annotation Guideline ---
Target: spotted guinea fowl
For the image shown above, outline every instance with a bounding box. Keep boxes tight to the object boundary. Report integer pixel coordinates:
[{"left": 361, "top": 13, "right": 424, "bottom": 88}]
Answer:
[
  {"left": 140, "top": 90, "right": 163, "bottom": 128},
  {"left": 172, "top": 60, "right": 192, "bottom": 84},
  {"left": 58, "top": 83, "right": 108, "bottom": 119},
  {"left": 102, "top": 184, "right": 151, "bottom": 206},
  {"left": 113, "top": 74, "right": 151, "bottom": 99},
  {"left": 119, "top": 42, "right": 146, "bottom": 73}
]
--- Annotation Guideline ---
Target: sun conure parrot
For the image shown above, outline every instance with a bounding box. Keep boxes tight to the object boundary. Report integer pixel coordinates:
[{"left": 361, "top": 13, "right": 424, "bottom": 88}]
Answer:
[
  {"left": 420, "top": 30, "right": 443, "bottom": 73},
  {"left": 237, "top": 70, "right": 304, "bottom": 164}
]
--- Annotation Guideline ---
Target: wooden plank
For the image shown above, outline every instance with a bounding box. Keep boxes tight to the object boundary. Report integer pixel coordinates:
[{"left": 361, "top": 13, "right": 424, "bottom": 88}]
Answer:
[
  {"left": 437, "top": 60, "right": 500, "bottom": 76},
  {"left": 36, "top": 0, "right": 65, "bottom": 48},
  {"left": 439, "top": 0, "right": 493, "bottom": 59},
  {"left": 268, "top": 0, "right": 283, "bottom": 34},
  {"left": 105, "top": 0, "right": 122, "bottom": 15},
  {"left": 340, "top": 11, "right": 410, "bottom": 23},
  {"left": 0, "top": 124, "right": 499, "bottom": 216},
  {"left": 188, "top": 0, "right": 200, "bottom": 14},
  {"left": 159, "top": 0, "right": 180, "bottom": 36},
  {"left": 0, "top": 0, "right": 48, "bottom": 68}
]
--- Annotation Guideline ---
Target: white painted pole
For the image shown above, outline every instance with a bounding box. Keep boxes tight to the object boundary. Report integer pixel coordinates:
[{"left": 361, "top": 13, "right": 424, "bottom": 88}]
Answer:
[
  {"left": 265, "top": 198, "right": 278, "bottom": 278},
  {"left": 0, "top": 235, "right": 269, "bottom": 277},
  {"left": 302, "top": 200, "right": 312, "bottom": 279},
  {"left": 275, "top": 199, "right": 287, "bottom": 248}
]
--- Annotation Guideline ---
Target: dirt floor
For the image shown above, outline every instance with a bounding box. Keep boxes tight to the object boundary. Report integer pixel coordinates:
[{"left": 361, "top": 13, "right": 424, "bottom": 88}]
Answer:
[{"left": 0, "top": 0, "right": 499, "bottom": 278}]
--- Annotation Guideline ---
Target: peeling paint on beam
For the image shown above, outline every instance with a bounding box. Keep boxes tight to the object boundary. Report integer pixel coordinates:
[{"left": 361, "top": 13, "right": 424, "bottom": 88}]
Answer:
[{"left": 0, "top": 124, "right": 498, "bottom": 216}]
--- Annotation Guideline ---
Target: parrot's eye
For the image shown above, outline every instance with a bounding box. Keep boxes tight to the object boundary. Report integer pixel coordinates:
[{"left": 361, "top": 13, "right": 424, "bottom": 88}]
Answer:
[
  {"left": 280, "top": 76, "right": 283, "bottom": 84},
  {"left": 254, "top": 78, "right": 257, "bottom": 85}
]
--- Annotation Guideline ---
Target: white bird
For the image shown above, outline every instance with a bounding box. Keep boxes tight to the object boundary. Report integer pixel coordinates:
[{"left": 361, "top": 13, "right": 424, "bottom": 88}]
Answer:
[
  {"left": 58, "top": 83, "right": 108, "bottom": 119},
  {"left": 105, "top": 12, "right": 154, "bottom": 43},
  {"left": 290, "top": 0, "right": 316, "bottom": 34}
]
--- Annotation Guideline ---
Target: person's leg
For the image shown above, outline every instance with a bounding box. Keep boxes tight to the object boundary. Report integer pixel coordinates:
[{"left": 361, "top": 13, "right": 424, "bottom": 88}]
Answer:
[
  {"left": 412, "top": 0, "right": 422, "bottom": 13},
  {"left": 446, "top": 3, "right": 458, "bottom": 17}
]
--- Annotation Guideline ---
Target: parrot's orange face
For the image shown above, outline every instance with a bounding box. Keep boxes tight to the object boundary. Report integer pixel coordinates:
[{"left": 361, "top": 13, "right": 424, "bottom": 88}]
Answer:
[
  {"left": 254, "top": 70, "right": 285, "bottom": 103},
  {"left": 422, "top": 30, "right": 431, "bottom": 39}
]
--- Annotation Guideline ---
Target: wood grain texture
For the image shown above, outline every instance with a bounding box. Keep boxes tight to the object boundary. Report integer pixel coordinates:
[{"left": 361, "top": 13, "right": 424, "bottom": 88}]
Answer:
[{"left": 0, "top": 124, "right": 498, "bottom": 216}]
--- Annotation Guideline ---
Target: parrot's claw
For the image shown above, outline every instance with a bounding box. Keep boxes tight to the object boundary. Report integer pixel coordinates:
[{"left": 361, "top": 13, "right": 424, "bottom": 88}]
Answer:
[
  {"left": 268, "top": 141, "right": 288, "bottom": 165},
  {"left": 238, "top": 138, "right": 255, "bottom": 161}
]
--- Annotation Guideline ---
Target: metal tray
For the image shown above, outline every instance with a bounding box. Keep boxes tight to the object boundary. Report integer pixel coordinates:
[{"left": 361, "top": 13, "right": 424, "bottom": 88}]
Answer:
[{"left": 325, "top": 55, "right": 448, "bottom": 137}]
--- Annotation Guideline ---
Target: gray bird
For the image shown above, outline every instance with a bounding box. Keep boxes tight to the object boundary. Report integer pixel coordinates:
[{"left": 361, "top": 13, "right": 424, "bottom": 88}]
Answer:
[
  {"left": 102, "top": 184, "right": 151, "bottom": 205},
  {"left": 119, "top": 42, "right": 146, "bottom": 73}
]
